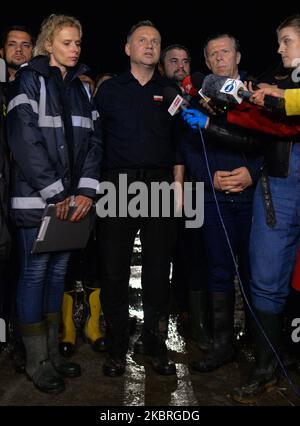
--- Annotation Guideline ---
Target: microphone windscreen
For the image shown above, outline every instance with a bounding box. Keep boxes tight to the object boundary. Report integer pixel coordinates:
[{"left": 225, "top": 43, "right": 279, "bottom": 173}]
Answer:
[
  {"left": 202, "top": 74, "right": 231, "bottom": 103},
  {"left": 190, "top": 71, "right": 205, "bottom": 90},
  {"left": 182, "top": 75, "right": 198, "bottom": 97},
  {"left": 163, "top": 86, "right": 180, "bottom": 105}
]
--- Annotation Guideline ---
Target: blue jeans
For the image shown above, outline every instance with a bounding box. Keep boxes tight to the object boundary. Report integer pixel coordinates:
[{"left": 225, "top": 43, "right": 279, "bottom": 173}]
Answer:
[
  {"left": 17, "top": 227, "right": 70, "bottom": 323},
  {"left": 250, "top": 143, "right": 300, "bottom": 314}
]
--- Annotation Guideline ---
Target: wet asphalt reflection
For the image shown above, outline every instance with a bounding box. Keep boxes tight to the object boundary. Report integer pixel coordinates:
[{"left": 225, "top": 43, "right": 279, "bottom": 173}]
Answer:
[{"left": 0, "top": 237, "right": 300, "bottom": 406}]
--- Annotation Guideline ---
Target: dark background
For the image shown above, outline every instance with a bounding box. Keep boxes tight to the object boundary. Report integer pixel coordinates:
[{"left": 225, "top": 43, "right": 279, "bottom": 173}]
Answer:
[{"left": 1, "top": 1, "right": 300, "bottom": 79}]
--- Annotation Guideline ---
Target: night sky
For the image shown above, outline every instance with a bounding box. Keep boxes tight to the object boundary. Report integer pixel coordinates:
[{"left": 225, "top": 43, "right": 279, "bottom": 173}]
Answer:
[{"left": 1, "top": 1, "right": 300, "bottom": 79}]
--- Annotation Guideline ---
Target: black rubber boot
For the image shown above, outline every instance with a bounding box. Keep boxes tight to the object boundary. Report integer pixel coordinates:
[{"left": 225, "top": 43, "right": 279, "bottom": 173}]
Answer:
[
  {"left": 45, "top": 313, "right": 81, "bottom": 378},
  {"left": 188, "top": 290, "right": 211, "bottom": 351},
  {"left": 231, "top": 309, "right": 281, "bottom": 404},
  {"left": 191, "top": 291, "right": 235, "bottom": 372},
  {"left": 21, "top": 322, "right": 65, "bottom": 394}
]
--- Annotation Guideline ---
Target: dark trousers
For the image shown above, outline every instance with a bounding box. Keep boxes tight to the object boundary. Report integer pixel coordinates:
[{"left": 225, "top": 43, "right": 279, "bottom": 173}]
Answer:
[
  {"left": 171, "top": 217, "right": 207, "bottom": 312},
  {"left": 97, "top": 169, "right": 177, "bottom": 358},
  {"left": 64, "top": 234, "right": 100, "bottom": 292},
  {"left": 202, "top": 201, "right": 252, "bottom": 296}
]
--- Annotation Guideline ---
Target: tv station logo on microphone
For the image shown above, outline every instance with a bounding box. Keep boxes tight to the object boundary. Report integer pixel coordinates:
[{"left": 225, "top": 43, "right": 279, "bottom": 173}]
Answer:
[{"left": 223, "top": 79, "right": 236, "bottom": 93}]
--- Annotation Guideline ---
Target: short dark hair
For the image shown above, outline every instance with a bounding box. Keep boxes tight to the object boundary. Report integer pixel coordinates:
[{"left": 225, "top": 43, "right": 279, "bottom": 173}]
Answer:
[
  {"left": 160, "top": 44, "right": 191, "bottom": 65},
  {"left": 1, "top": 25, "right": 35, "bottom": 48},
  {"left": 127, "top": 20, "right": 159, "bottom": 42},
  {"left": 203, "top": 33, "right": 240, "bottom": 57},
  {"left": 277, "top": 14, "right": 300, "bottom": 36}
]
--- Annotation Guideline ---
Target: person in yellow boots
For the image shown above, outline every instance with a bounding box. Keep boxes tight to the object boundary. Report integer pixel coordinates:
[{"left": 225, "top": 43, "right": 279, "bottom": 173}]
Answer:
[
  {"left": 59, "top": 288, "right": 77, "bottom": 358},
  {"left": 83, "top": 285, "right": 106, "bottom": 352},
  {"left": 60, "top": 236, "right": 106, "bottom": 357}
]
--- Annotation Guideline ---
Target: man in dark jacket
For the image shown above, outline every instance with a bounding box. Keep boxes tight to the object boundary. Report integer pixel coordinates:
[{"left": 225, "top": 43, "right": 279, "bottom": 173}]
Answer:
[
  {"left": 181, "top": 33, "right": 263, "bottom": 373},
  {"left": 0, "top": 60, "right": 11, "bottom": 350}
]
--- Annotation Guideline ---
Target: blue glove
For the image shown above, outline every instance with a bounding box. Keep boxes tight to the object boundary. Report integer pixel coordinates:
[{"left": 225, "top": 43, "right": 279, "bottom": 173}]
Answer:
[{"left": 182, "top": 108, "right": 208, "bottom": 129}]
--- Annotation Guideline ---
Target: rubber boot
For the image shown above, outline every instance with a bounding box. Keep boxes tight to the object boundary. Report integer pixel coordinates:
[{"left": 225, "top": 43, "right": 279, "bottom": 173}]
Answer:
[
  {"left": 189, "top": 290, "right": 211, "bottom": 351},
  {"left": 21, "top": 321, "right": 65, "bottom": 394},
  {"left": 59, "top": 291, "right": 76, "bottom": 358},
  {"left": 45, "top": 313, "right": 81, "bottom": 378},
  {"left": 192, "top": 291, "right": 235, "bottom": 372},
  {"left": 231, "top": 310, "right": 281, "bottom": 404},
  {"left": 83, "top": 287, "right": 106, "bottom": 352}
]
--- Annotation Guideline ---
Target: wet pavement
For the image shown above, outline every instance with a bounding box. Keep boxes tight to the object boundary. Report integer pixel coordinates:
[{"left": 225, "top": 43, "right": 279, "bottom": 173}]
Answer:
[{"left": 0, "top": 237, "right": 300, "bottom": 407}]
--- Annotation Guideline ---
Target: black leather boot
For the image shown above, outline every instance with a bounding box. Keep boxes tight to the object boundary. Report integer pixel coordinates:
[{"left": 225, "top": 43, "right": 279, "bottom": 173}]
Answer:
[
  {"left": 21, "top": 321, "right": 65, "bottom": 394},
  {"left": 46, "top": 313, "right": 81, "bottom": 378},
  {"left": 134, "top": 333, "right": 147, "bottom": 355},
  {"left": 231, "top": 310, "right": 281, "bottom": 404},
  {"left": 192, "top": 291, "right": 235, "bottom": 372},
  {"left": 140, "top": 316, "right": 176, "bottom": 376},
  {"left": 189, "top": 290, "right": 211, "bottom": 351},
  {"left": 102, "top": 355, "right": 126, "bottom": 377}
]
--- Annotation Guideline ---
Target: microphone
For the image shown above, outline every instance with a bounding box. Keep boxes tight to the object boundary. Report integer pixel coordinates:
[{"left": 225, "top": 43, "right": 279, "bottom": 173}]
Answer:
[
  {"left": 182, "top": 72, "right": 205, "bottom": 97},
  {"left": 201, "top": 74, "right": 286, "bottom": 111},
  {"left": 262, "top": 94, "right": 285, "bottom": 112},
  {"left": 200, "top": 74, "right": 248, "bottom": 104},
  {"left": 163, "top": 86, "right": 189, "bottom": 116}
]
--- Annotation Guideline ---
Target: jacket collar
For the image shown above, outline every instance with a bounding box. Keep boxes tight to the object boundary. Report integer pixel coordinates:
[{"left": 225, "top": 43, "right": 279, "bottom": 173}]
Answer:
[{"left": 25, "top": 55, "right": 89, "bottom": 81}]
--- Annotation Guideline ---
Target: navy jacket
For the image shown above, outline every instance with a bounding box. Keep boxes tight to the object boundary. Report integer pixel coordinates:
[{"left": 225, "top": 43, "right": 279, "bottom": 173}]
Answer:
[
  {"left": 7, "top": 56, "right": 103, "bottom": 227},
  {"left": 181, "top": 116, "right": 264, "bottom": 203}
]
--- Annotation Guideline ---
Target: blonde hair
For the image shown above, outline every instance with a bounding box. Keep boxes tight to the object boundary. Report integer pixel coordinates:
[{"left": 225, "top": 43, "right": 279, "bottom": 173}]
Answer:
[{"left": 34, "top": 14, "right": 82, "bottom": 56}]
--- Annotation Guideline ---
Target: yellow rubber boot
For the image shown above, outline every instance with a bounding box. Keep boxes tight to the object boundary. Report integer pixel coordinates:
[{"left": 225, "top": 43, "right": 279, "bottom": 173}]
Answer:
[
  {"left": 84, "top": 287, "right": 106, "bottom": 352},
  {"left": 59, "top": 291, "right": 76, "bottom": 358}
]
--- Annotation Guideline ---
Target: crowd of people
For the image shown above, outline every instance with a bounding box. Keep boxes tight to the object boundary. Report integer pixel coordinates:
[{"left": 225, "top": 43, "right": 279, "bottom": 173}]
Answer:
[{"left": 0, "top": 12, "right": 300, "bottom": 405}]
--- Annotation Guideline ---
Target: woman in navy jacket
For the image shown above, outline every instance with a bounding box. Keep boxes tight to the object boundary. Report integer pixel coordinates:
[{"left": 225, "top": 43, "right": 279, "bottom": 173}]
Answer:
[{"left": 6, "top": 14, "right": 102, "bottom": 394}]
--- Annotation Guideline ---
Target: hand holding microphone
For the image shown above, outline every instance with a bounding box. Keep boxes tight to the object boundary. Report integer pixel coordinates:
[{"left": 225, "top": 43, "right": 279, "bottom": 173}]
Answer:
[
  {"left": 163, "top": 86, "right": 209, "bottom": 129},
  {"left": 249, "top": 85, "right": 285, "bottom": 107},
  {"left": 182, "top": 109, "right": 209, "bottom": 129}
]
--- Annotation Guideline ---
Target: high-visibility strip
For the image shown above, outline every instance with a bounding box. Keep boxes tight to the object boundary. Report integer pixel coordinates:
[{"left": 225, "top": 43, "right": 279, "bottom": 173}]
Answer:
[
  {"left": 7, "top": 94, "right": 38, "bottom": 114},
  {"left": 40, "top": 179, "right": 64, "bottom": 200},
  {"left": 82, "top": 81, "right": 92, "bottom": 100},
  {"left": 92, "top": 110, "right": 99, "bottom": 121},
  {"left": 78, "top": 177, "right": 99, "bottom": 190},
  {"left": 72, "top": 116, "right": 93, "bottom": 129},
  {"left": 11, "top": 197, "right": 46, "bottom": 209},
  {"left": 78, "top": 178, "right": 99, "bottom": 189},
  {"left": 38, "top": 76, "right": 63, "bottom": 128}
]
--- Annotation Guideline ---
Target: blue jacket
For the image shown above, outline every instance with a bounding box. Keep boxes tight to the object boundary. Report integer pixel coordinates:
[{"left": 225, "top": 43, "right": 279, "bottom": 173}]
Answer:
[{"left": 7, "top": 55, "right": 103, "bottom": 227}]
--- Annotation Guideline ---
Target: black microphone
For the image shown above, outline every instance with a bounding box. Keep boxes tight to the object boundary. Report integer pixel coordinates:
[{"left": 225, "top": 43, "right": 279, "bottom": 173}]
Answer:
[
  {"left": 263, "top": 94, "right": 285, "bottom": 112},
  {"left": 201, "top": 74, "right": 285, "bottom": 111},
  {"left": 163, "top": 86, "right": 189, "bottom": 116},
  {"left": 201, "top": 74, "right": 247, "bottom": 104}
]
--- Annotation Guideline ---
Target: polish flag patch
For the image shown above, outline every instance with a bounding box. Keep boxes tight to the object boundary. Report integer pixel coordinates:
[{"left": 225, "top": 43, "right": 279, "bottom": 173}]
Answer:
[{"left": 153, "top": 95, "right": 163, "bottom": 102}]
